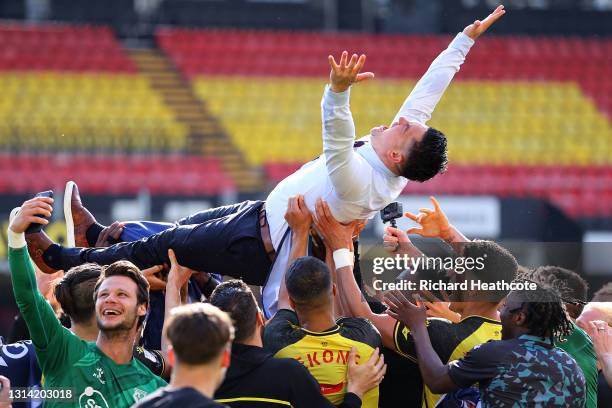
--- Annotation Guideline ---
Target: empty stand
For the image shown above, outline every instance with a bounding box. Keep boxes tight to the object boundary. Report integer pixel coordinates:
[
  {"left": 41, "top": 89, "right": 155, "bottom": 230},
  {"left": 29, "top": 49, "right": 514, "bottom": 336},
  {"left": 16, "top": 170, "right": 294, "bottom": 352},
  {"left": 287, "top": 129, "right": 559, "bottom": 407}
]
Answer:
[{"left": 0, "top": 23, "right": 187, "bottom": 152}]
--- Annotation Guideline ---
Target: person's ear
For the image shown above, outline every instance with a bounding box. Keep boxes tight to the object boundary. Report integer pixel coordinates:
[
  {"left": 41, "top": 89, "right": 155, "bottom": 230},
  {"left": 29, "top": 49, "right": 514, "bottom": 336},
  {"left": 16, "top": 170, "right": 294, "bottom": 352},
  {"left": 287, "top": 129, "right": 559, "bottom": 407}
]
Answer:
[
  {"left": 256, "top": 311, "right": 265, "bottom": 327},
  {"left": 332, "top": 283, "right": 337, "bottom": 297},
  {"left": 514, "top": 310, "right": 527, "bottom": 327},
  {"left": 168, "top": 347, "right": 175, "bottom": 367},
  {"left": 289, "top": 298, "right": 296, "bottom": 310},
  {"left": 137, "top": 303, "right": 147, "bottom": 318},
  {"left": 389, "top": 149, "right": 403, "bottom": 165},
  {"left": 221, "top": 348, "right": 231, "bottom": 369}
]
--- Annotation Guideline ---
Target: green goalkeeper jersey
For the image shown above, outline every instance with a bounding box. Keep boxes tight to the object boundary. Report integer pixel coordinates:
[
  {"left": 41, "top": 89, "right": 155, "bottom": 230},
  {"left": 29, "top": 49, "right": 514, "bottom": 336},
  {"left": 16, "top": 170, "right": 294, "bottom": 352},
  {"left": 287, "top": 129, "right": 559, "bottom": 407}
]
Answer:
[{"left": 9, "top": 243, "right": 167, "bottom": 408}]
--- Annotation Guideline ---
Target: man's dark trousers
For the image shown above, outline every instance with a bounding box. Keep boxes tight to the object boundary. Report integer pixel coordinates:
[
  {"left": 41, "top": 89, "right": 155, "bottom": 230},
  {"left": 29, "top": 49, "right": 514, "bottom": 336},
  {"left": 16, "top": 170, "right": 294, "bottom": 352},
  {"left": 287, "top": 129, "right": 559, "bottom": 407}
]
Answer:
[{"left": 57, "top": 200, "right": 272, "bottom": 286}]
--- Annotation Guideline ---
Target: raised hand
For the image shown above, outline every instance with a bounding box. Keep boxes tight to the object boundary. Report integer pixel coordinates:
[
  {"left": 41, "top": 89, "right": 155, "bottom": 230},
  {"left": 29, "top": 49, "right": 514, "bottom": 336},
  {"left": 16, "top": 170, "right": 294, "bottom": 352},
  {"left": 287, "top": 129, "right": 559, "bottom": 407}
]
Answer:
[
  {"left": 95, "top": 221, "right": 124, "bottom": 247},
  {"left": 382, "top": 226, "right": 411, "bottom": 253},
  {"left": 313, "top": 198, "right": 356, "bottom": 251},
  {"left": 0, "top": 375, "right": 11, "bottom": 408},
  {"left": 167, "top": 249, "right": 195, "bottom": 291},
  {"left": 405, "top": 196, "right": 452, "bottom": 240},
  {"left": 421, "top": 290, "right": 461, "bottom": 323},
  {"left": 463, "top": 5, "right": 506, "bottom": 40},
  {"left": 328, "top": 51, "right": 375, "bottom": 93},
  {"left": 284, "top": 195, "right": 313, "bottom": 236},
  {"left": 384, "top": 290, "right": 427, "bottom": 330},
  {"left": 590, "top": 321, "right": 612, "bottom": 357},
  {"left": 141, "top": 265, "right": 167, "bottom": 292},
  {"left": 9, "top": 197, "right": 53, "bottom": 234}
]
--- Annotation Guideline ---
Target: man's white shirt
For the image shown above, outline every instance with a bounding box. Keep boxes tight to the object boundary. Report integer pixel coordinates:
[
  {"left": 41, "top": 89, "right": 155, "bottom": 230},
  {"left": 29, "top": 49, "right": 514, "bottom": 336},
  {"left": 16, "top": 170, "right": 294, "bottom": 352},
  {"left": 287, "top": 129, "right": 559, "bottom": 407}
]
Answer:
[{"left": 262, "top": 32, "right": 475, "bottom": 316}]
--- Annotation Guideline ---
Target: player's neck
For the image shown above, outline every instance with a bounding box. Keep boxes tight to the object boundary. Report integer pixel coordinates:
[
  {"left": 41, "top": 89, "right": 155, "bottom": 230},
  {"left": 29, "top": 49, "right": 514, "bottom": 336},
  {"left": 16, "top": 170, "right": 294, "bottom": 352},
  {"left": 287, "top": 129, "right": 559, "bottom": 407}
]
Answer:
[
  {"left": 71, "top": 317, "right": 99, "bottom": 341},
  {"left": 170, "top": 364, "right": 219, "bottom": 399},
  {"left": 240, "top": 327, "right": 264, "bottom": 348},
  {"left": 371, "top": 137, "right": 401, "bottom": 176},
  {"left": 297, "top": 307, "right": 336, "bottom": 332},
  {"left": 460, "top": 302, "right": 499, "bottom": 321},
  {"left": 96, "top": 328, "right": 137, "bottom": 364}
]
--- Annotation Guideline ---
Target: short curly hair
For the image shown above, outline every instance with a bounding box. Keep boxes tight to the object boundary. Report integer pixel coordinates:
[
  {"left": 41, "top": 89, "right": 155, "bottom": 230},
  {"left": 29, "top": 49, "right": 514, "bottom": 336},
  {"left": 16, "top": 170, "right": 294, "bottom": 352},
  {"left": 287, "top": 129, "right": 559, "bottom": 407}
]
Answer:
[{"left": 400, "top": 127, "right": 448, "bottom": 182}]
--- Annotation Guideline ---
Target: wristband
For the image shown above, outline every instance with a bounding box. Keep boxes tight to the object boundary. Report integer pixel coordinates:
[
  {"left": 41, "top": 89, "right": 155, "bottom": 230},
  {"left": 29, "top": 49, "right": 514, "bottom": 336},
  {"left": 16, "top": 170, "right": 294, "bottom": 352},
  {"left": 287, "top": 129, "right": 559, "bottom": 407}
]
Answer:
[{"left": 333, "top": 248, "right": 352, "bottom": 269}]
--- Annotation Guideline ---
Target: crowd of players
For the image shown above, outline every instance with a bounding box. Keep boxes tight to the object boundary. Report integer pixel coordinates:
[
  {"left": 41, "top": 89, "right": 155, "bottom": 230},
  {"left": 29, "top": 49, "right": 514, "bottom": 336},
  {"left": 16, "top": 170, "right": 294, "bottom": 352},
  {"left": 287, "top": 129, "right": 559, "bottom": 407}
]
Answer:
[{"left": 0, "top": 191, "right": 611, "bottom": 408}]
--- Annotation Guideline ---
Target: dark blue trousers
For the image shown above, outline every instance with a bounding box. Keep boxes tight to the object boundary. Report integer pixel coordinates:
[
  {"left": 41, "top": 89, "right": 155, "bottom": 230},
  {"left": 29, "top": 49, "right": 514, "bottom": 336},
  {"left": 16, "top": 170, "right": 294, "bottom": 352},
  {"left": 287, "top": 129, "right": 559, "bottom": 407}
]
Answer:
[{"left": 59, "top": 200, "right": 272, "bottom": 286}]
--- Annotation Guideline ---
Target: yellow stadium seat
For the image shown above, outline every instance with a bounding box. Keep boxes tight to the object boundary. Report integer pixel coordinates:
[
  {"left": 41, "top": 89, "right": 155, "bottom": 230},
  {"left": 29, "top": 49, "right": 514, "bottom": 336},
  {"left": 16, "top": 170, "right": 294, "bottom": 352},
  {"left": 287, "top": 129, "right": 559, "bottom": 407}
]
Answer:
[
  {"left": 192, "top": 77, "right": 612, "bottom": 166},
  {"left": 0, "top": 72, "right": 187, "bottom": 151}
]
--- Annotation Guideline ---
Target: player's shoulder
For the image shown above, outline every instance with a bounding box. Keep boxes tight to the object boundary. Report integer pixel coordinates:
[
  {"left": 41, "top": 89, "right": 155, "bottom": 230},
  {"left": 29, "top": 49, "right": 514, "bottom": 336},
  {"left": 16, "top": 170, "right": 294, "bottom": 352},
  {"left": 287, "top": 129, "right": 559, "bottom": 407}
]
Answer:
[
  {"left": 133, "top": 345, "right": 166, "bottom": 377},
  {"left": 0, "top": 340, "right": 38, "bottom": 377},
  {"left": 337, "top": 316, "right": 381, "bottom": 349},
  {"left": 466, "top": 338, "right": 512, "bottom": 360},
  {"left": 263, "top": 309, "right": 304, "bottom": 355},
  {"left": 135, "top": 387, "right": 226, "bottom": 408},
  {"left": 269, "top": 308, "right": 299, "bottom": 325}
]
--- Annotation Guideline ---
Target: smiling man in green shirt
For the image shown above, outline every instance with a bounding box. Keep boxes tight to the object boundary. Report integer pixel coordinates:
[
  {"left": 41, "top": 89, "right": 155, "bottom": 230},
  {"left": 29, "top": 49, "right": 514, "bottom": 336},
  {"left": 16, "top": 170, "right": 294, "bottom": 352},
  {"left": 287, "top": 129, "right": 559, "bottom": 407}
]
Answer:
[{"left": 8, "top": 196, "right": 166, "bottom": 407}]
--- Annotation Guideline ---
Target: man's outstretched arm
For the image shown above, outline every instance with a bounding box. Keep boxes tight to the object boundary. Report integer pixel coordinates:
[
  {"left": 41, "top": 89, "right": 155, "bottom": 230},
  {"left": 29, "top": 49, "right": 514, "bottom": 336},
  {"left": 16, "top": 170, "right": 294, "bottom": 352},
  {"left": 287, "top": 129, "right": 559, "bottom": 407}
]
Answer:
[
  {"left": 384, "top": 291, "right": 458, "bottom": 394},
  {"left": 275, "top": 195, "right": 312, "bottom": 313},
  {"left": 323, "top": 52, "right": 375, "bottom": 202},
  {"left": 8, "top": 198, "right": 77, "bottom": 372},
  {"left": 392, "top": 5, "right": 506, "bottom": 125},
  {"left": 313, "top": 199, "right": 398, "bottom": 349}
]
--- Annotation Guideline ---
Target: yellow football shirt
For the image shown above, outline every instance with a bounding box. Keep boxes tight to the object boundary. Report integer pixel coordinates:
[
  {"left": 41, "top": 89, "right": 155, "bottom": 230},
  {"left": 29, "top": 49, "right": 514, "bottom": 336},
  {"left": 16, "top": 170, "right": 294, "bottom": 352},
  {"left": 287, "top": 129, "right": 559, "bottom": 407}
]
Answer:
[{"left": 264, "top": 309, "right": 381, "bottom": 408}]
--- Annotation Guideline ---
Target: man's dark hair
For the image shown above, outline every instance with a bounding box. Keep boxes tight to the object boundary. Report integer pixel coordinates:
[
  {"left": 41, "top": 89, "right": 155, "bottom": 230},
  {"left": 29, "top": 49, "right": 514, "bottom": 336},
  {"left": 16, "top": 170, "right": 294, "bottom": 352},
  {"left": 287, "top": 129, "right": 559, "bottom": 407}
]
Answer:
[
  {"left": 210, "top": 280, "right": 259, "bottom": 343},
  {"left": 93, "top": 260, "right": 150, "bottom": 327},
  {"left": 512, "top": 279, "right": 574, "bottom": 344},
  {"left": 285, "top": 256, "right": 331, "bottom": 309},
  {"left": 54, "top": 263, "right": 102, "bottom": 324},
  {"left": 401, "top": 127, "right": 448, "bottom": 182},
  {"left": 592, "top": 282, "right": 612, "bottom": 302},
  {"left": 165, "top": 303, "right": 234, "bottom": 365},
  {"left": 522, "top": 266, "right": 588, "bottom": 318},
  {"left": 461, "top": 240, "right": 518, "bottom": 302}
]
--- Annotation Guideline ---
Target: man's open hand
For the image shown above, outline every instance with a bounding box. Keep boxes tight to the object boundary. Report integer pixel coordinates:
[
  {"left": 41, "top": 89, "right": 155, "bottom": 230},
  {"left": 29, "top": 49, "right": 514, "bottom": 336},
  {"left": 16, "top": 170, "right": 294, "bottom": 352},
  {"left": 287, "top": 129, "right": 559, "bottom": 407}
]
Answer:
[
  {"left": 384, "top": 290, "right": 427, "bottom": 330},
  {"left": 9, "top": 197, "right": 53, "bottom": 234},
  {"left": 328, "top": 51, "right": 374, "bottom": 93},
  {"left": 463, "top": 5, "right": 506, "bottom": 40},
  {"left": 405, "top": 196, "right": 452, "bottom": 240},
  {"left": 346, "top": 347, "right": 386, "bottom": 399},
  {"left": 590, "top": 321, "right": 612, "bottom": 357}
]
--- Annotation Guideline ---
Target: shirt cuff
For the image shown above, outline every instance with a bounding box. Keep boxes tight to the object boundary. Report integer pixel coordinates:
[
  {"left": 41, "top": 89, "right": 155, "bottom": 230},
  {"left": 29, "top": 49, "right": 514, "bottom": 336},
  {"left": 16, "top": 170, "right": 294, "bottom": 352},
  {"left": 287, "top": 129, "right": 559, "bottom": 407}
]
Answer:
[
  {"left": 342, "top": 392, "right": 362, "bottom": 408},
  {"left": 324, "top": 84, "right": 350, "bottom": 107},
  {"left": 450, "top": 32, "right": 475, "bottom": 55},
  {"left": 8, "top": 228, "right": 27, "bottom": 249}
]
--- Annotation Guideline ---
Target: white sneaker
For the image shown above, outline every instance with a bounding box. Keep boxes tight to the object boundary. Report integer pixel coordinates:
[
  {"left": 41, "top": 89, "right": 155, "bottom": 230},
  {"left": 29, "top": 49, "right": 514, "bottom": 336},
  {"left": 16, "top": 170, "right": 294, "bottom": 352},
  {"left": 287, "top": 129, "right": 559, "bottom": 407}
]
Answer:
[
  {"left": 9, "top": 207, "right": 20, "bottom": 224},
  {"left": 64, "top": 180, "right": 76, "bottom": 247}
]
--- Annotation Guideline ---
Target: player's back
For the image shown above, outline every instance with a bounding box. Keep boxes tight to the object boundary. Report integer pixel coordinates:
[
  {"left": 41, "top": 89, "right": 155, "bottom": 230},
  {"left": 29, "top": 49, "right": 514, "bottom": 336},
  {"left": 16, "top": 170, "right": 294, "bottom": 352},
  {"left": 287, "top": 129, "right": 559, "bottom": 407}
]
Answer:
[
  {"left": 393, "top": 315, "right": 502, "bottom": 408},
  {"left": 264, "top": 309, "right": 381, "bottom": 408}
]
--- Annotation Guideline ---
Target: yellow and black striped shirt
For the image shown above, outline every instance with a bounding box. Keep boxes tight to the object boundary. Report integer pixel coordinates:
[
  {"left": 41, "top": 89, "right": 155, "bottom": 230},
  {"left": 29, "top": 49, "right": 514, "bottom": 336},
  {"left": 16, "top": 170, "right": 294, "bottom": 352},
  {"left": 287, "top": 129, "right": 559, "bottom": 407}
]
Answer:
[{"left": 393, "top": 315, "right": 502, "bottom": 408}]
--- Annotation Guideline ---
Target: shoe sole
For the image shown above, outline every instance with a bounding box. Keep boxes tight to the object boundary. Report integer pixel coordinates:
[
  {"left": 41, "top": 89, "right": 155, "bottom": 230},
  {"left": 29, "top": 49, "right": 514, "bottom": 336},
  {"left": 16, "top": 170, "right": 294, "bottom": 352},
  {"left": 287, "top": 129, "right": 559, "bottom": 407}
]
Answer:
[
  {"left": 9, "top": 207, "right": 20, "bottom": 224},
  {"left": 64, "top": 181, "right": 76, "bottom": 247}
]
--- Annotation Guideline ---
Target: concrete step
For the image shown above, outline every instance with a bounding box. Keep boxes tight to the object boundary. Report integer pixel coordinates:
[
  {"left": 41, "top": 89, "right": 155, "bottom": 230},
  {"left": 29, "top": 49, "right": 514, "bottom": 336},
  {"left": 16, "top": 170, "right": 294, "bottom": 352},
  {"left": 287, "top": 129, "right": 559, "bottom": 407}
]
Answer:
[{"left": 128, "top": 47, "right": 264, "bottom": 191}]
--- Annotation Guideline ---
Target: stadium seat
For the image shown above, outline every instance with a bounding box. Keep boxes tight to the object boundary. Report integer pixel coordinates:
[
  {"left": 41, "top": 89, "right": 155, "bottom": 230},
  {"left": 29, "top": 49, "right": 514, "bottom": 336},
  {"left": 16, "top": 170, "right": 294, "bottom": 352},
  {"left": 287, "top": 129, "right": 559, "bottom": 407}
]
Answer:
[{"left": 0, "top": 24, "right": 186, "bottom": 152}]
